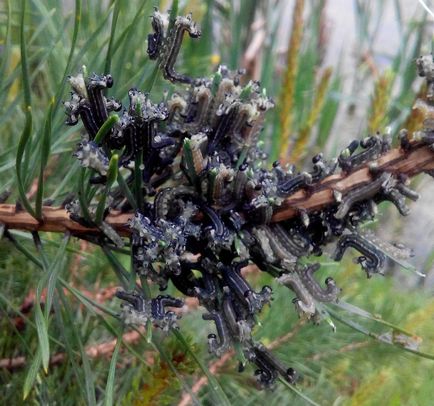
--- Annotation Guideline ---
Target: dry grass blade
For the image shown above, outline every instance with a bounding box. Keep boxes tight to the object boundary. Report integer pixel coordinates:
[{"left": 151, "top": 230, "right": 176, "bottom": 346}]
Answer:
[
  {"left": 290, "top": 67, "right": 333, "bottom": 163},
  {"left": 279, "top": 0, "right": 305, "bottom": 161},
  {"left": 403, "top": 82, "right": 428, "bottom": 135},
  {"left": 368, "top": 69, "right": 394, "bottom": 134}
]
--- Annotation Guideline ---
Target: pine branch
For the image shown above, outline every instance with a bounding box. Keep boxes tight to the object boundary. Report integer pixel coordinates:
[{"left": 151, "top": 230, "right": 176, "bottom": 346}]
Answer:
[{"left": 1, "top": 141, "right": 433, "bottom": 235}]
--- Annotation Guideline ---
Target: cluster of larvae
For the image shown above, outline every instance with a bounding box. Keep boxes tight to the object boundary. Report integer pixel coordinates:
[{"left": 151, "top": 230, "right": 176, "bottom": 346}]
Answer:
[{"left": 63, "top": 9, "right": 434, "bottom": 387}]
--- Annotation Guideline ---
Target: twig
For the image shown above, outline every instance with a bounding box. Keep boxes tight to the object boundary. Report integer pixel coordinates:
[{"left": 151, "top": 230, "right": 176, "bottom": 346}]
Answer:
[
  {"left": 178, "top": 351, "right": 235, "bottom": 406},
  {"left": 267, "top": 319, "right": 306, "bottom": 350},
  {"left": 273, "top": 142, "right": 434, "bottom": 221},
  {"left": 308, "top": 340, "right": 370, "bottom": 361},
  {"left": 0, "top": 328, "right": 150, "bottom": 371},
  {"left": 10, "top": 285, "right": 118, "bottom": 331},
  {"left": 1, "top": 142, "right": 433, "bottom": 234},
  {"left": 2, "top": 297, "right": 199, "bottom": 371}
]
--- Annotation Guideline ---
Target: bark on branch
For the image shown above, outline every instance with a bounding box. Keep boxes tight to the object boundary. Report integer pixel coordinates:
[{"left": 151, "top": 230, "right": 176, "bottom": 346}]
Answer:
[{"left": 1, "top": 142, "right": 433, "bottom": 235}]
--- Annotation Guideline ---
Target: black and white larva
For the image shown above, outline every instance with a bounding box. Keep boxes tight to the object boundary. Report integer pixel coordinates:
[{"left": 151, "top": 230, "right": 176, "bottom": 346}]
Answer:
[
  {"left": 334, "top": 172, "right": 391, "bottom": 220},
  {"left": 333, "top": 233, "right": 386, "bottom": 277},
  {"left": 160, "top": 15, "right": 201, "bottom": 83}
]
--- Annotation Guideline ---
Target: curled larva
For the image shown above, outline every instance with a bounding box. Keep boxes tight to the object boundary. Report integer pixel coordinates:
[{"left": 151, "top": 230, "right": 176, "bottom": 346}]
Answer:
[
  {"left": 333, "top": 233, "right": 386, "bottom": 276},
  {"left": 186, "top": 85, "right": 212, "bottom": 132},
  {"left": 147, "top": 10, "right": 167, "bottom": 60},
  {"left": 277, "top": 172, "right": 312, "bottom": 196},
  {"left": 295, "top": 263, "right": 340, "bottom": 302},
  {"left": 64, "top": 93, "right": 99, "bottom": 138},
  {"left": 359, "top": 229, "right": 414, "bottom": 261},
  {"left": 222, "top": 294, "right": 251, "bottom": 342},
  {"left": 181, "top": 134, "right": 208, "bottom": 186},
  {"left": 208, "top": 105, "right": 239, "bottom": 153},
  {"left": 161, "top": 14, "right": 201, "bottom": 83},
  {"left": 277, "top": 272, "right": 316, "bottom": 317},
  {"left": 250, "top": 344, "right": 297, "bottom": 386},
  {"left": 221, "top": 263, "right": 272, "bottom": 314},
  {"left": 116, "top": 291, "right": 183, "bottom": 331},
  {"left": 334, "top": 172, "right": 391, "bottom": 220},
  {"left": 203, "top": 310, "right": 231, "bottom": 357},
  {"left": 231, "top": 102, "right": 258, "bottom": 144},
  {"left": 86, "top": 73, "right": 113, "bottom": 127},
  {"left": 211, "top": 164, "right": 234, "bottom": 206},
  {"left": 310, "top": 153, "right": 337, "bottom": 181},
  {"left": 167, "top": 93, "right": 188, "bottom": 123},
  {"left": 232, "top": 163, "right": 248, "bottom": 203},
  {"left": 380, "top": 188, "right": 411, "bottom": 216},
  {"left": 258, "top": 225, "right": 297, "bottom": 268},
  {"left": 271, "top": 224, "right": 311, "bottom": 257},
  {"left": 338, "top": 135, "right": 383, "bottom": 172},
  {"left": 251, "top": 227, "right": 279, "bottom": 264},
  {"left": 395, "top": 182, "right": 420, "bottom": 201}
]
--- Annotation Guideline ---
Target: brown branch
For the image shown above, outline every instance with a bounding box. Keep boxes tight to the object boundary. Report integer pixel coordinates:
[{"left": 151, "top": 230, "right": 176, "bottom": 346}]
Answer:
[
  {"left": 308, "top": 340, "right": 370, "bottom": 361},
  {"left": 0, "top": 205, "right": 131, "bottom": 236},
  {"left": 272, "top": 142, "right": 434, "bottom": 222},
  {"left": 0, "top": 143, "right": 433, "bottom": 234}
]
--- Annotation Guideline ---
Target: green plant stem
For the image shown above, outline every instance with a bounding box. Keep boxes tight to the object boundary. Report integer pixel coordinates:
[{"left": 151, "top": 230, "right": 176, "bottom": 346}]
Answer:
[
  {"left": 16, "top": 0, "right": 36, "bottom": 219},
  {"left": 36, "top": 99, "right": 54, "bottom": 220}
]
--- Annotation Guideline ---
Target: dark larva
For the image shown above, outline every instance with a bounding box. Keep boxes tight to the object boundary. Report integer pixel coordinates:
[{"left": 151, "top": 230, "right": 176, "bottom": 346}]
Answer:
[
  {"left": 161, "top": 15, "right": 201, "bottom": 84},
  {"left": 148, "top": 10, "right": 165, "bottom": 60},
  {"left": 295, "top": 263, "right": 340, "bottom": 302},
  {"left": 333, "top": 233, "right": 386, "bottom": 276},
  {"left": 277, "top": 272, "right": 316, "bottom": 317},
  {"left": 203, "top": 310, "right": 231, "bottom": 357},
  {"left": 335, "top": 172, "right": 391, "bottom": 220}
]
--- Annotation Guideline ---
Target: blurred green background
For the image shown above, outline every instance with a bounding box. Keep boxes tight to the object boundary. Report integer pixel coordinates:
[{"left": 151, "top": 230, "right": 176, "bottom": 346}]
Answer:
[{"left": 1, "top": 0, "right": 434, "bottom": 404}]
